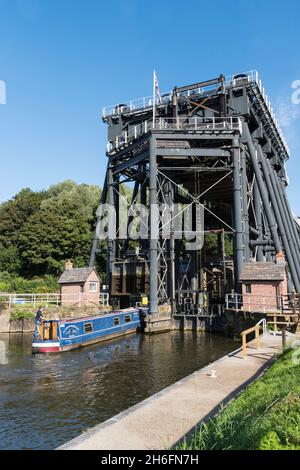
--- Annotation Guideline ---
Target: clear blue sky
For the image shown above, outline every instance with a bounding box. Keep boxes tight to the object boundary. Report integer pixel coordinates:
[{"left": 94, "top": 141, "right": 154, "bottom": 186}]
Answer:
[{"left": 0, "top": 0, "right": 300, "bottom": 213}]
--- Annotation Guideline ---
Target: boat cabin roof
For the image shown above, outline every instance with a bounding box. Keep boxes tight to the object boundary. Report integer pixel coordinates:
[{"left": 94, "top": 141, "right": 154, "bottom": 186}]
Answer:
[{"left": 49, "top": 308, "right": 139, "bottom": 324}]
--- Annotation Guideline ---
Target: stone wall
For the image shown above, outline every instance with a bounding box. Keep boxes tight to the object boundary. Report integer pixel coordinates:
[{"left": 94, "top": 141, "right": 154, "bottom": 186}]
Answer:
[
  {"left": 0, "top": 309, "right": 35, "bottom": 333},
  {"left": 9, "top": 318, "right": 35, "bottom": 333},
  {"left": 0, "top": 309, "right": 10, "bottom": 333},
  {"left": 0, "top": 304, "right": 110, "bottom": 333}
]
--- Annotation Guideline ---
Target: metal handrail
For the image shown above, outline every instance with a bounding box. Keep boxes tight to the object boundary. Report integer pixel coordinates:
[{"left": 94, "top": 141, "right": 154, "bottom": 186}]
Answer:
[
  {"left": 241, "top": 318, "right": 267, "bottom": 358},
  {"left": 102, "top": 71, "right": 258, "bottom": 118},
  {"left": 225, "top": 292, "right": 285, "bottom": 314},
  {"left": 102, "top": 69, "right": 289, "bottom": 157},
  {"left": 256, "top": 317, "right": 267, "bottom": 336},
  {"left": 0, "top": 292, "right": 110, "bottom": 308},
  {"left": 107, "top": 116, "right": 242, "bottom": 153}
]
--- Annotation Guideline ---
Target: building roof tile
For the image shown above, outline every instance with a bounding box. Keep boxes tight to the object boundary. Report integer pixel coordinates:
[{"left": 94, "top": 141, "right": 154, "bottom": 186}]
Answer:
[
  {"left": 239, "top": 262, "right": 285, "bottom": 281},
  {"left": 58, "top": 267, "right": 99, "bottom": 284}
]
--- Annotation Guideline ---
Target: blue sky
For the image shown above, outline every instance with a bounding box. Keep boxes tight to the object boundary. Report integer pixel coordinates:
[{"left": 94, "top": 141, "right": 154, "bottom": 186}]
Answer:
[{"left": 0, "top": 0, "right": 300, "bottom": 213}]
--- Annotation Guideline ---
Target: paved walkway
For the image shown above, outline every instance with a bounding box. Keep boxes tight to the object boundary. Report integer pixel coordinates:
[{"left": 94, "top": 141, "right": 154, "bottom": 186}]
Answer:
[{"left": 59, "top": 333, "right": 295, "bottom": 450}]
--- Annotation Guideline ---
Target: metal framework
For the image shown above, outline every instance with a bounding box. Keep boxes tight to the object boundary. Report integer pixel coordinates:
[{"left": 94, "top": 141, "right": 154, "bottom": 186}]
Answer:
[{"left": 90, "top": 71, "right": 300, "bottom": 316}]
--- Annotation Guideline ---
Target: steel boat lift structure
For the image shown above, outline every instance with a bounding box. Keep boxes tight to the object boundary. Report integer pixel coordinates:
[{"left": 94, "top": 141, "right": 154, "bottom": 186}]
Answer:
[{"left": 90, "top": 71, "right": 300, "bottom": 318}]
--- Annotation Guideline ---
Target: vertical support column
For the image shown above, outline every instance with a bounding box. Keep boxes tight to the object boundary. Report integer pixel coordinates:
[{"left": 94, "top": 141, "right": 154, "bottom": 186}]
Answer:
[
  {"left": 89, "top": 170, "right": 108, "bottom": 267},
  {"left": 241, "top": 145, "right": 250, "bottom": 261},
  {"left": 190, "top": 202, "right": 198, "bottom": 303},
  {"left": 169, "top": 228, "right": 176, "bottom": 315},
  {"left": 140, "top": 164, "right": 148, "bottom": 253},
  {"left": 287, "top": 270, "right": 293, "bottom": 294},
  {"left": 165, "top": 182, "right": 176, "bottom": 315},
  {"left": 172, "top": 87, "right": 179, "bottom": 129},
  {"left": 232, "top": 134, "right": 244, "bottom": 291},
  {"left": 262, "top": 211, "right": 273, "bottom": 261},
  {"left": 253, "top": 178, "right": 264, "bottom": 261},
  {"left": 149, "top": 137, "right": 158, "bottom": 315},
  {"left": 107, "top": 165, "right": 115, "bottom": 289},
  {"left": 123, "top": 180, "right": 140, "bottom": 253},
  {"left": 222, "top": 229, "right": 227, "bottom": 293},
  {"left": 174, "top": 186, "right": 181, "bottom": 306},
  {"left": 115, "top": 177, "right": 120, "bottom": 259}
]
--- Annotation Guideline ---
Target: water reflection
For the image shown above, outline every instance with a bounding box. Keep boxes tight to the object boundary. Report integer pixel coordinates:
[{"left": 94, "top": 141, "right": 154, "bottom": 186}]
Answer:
[{"left": 0, "top": 331, "right": 235, "bottom": 449}]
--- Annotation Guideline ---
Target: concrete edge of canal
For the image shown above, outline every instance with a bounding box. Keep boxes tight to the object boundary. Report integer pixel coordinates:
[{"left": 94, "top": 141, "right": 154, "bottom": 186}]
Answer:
[{"left": 58, "top": 332, "right": 297, "bottom": 451}]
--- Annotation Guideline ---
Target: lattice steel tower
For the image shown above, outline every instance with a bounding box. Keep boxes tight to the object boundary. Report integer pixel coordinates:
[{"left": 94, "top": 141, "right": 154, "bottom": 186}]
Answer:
[{"left": 90, "top": 71, "right": 300, "bottom": 317}]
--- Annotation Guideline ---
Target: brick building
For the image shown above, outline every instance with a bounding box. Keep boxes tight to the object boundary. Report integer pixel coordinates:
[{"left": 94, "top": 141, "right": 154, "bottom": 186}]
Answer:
[
  {"left": 58, "top": 260, "right": 101, "bottom": 306},
  {"left": 239, "top": 253, "right": 288, "bottom": 312}
]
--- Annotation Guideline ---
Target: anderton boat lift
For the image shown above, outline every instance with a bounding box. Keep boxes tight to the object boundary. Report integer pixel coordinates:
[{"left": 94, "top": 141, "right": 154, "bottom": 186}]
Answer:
[{"left": 89, "top": 70, "right": 300, "bottom": 335}]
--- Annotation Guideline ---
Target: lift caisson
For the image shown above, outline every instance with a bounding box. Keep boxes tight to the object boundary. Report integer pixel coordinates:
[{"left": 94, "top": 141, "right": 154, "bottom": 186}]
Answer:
[{"left": 90, "top": 71, "right": 299, "bottom": 320}]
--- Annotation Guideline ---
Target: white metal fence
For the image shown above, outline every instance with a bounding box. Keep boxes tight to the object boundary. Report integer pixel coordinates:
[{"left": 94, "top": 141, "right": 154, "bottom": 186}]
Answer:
[
  {"left": 225, "top": 293, "right": 284, "bottom": 314},
  {"left": 0, "top": 292, "right": 109, "bottom": 308}
]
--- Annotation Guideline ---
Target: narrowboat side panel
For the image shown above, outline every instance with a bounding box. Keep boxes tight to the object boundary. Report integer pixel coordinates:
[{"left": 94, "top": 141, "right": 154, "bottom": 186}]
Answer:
[
  {"left": 59, "top": 310, "right": 140, "bottom": 348},
  {"left": 32, "top": 309, "right": 141, "bottom": 354},
  {"left": 59, "top": 325, "right": 138, "bottom": 352}
]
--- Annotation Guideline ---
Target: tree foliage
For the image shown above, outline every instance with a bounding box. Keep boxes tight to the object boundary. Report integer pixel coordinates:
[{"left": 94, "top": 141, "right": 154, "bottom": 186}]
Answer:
[{"left": 0, "top": 180, "right": 103, "bottom": 279}]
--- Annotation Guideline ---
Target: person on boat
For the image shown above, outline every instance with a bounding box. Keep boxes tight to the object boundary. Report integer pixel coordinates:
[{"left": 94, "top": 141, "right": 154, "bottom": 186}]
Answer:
[{"left": 34, "top": 306, "right": 44, "bottom": 338}]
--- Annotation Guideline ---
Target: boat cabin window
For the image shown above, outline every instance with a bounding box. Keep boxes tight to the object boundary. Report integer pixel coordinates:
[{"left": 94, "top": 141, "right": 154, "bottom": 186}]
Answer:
[
  {"left": 114, "top": 317, "right": 120, "bottom": 326},
  {"left": 84, "top": 322, "right": 93, "bottom": 333},
  {"left": 125, "top": 315, "right": 131, "bottom": 323}
]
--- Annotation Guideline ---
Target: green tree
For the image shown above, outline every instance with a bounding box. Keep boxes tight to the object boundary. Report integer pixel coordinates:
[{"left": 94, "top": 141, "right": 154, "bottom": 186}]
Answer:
[
  {"left": 0, "top": 245, "right": 21, "bottom": 273},
  {"left": 0, "top": 188, "right": 48, "bottom": 248},
  {"left": 0, "top": 188, "right": 49, "bottom": 274},
  {"left": 18, "top": 182, "right": 101, "bottom": 275}
]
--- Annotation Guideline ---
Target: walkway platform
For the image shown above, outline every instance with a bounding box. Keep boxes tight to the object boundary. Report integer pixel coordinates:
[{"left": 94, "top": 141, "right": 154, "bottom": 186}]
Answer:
[{"left": 59, "top": 333, "right": 296, "bottom": 450}]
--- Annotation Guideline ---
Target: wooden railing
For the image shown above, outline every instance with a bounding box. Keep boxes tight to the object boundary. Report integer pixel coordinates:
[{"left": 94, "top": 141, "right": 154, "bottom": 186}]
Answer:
[
  {"left": 291, "top": 291, "right": 300, "bottom": 315},
  {"left": 241, "top": 319, "right": 267, "bottom": 358},
  {"left": 226, "top": 292, "right": 300, "bottom": 331}
]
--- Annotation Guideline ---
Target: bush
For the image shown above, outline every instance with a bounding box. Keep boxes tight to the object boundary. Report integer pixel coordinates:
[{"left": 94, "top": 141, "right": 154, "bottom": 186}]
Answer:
[
  {"left": 10, "top": 308, "right": 35, "bottom": 321},
  {"left": 0, "top": 272, "right": 59, "bottom": 293}
]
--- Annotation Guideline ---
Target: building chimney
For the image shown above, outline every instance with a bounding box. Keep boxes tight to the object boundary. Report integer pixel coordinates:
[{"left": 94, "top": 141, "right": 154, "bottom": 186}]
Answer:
[
  {"left": 276, "top": 251, "right": 285, "bottom": 265},
  {"left": 65, "top": 259, "right": 73, "bottom": 270}
]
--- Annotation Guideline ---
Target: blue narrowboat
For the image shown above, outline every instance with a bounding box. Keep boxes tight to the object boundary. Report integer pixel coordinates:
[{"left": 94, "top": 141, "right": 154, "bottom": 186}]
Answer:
[{"left": 32, "top": 308, "right": 141, "bottom": 354}]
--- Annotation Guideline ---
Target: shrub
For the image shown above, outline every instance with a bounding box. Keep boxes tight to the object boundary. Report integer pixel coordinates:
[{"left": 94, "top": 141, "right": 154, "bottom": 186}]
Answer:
[
  {"left": 0, "top": 272, "right": 59, "bottom": 294},
  {"left": 10, "top": 308, "right": 35, "bottom": 321}
]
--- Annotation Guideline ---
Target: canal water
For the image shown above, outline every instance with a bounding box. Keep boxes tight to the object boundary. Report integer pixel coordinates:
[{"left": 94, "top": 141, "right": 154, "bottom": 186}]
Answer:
[{"left": 0, "top": 331, "right": 236, "bottom": 449}]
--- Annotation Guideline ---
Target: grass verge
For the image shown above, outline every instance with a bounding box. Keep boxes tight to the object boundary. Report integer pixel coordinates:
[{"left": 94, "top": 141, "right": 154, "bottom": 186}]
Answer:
[{"left": 178, "top": 348, "right": 300, "bottom": 450}]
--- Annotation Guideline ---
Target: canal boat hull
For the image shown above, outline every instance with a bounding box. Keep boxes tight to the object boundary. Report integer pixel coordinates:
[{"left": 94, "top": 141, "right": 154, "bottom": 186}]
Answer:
[{"left": 32, "top": 308, "right": 141, "bottom": 354}]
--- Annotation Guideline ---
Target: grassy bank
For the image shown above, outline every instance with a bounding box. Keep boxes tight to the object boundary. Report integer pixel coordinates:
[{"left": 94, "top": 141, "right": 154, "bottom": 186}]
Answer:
[{"left": 179, "top": 349, "right": 300, "bottom": 450}]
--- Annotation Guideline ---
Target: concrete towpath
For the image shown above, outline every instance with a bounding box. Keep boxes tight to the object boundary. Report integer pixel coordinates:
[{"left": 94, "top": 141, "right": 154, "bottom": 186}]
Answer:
[{"left": 59, "top": 333, "right": 296, "bottom": 450}]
